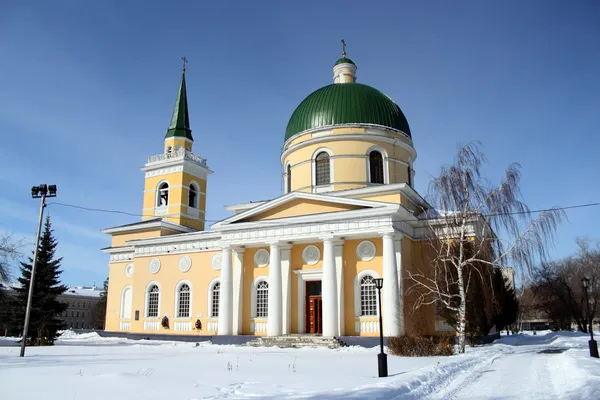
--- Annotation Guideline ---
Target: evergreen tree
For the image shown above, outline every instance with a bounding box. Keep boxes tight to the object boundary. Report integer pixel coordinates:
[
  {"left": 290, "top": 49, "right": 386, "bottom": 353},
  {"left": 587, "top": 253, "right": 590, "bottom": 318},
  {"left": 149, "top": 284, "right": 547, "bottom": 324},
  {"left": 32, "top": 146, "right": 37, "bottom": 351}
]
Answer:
[
  {"left": 491, "top": 269, "right": 519, "bottom": 333},
  {"left": 14, "top": 217, "right": 68, "bottom": 345},
  {"left": 95, "top": 277, "right": 108, "bottom": 329}
]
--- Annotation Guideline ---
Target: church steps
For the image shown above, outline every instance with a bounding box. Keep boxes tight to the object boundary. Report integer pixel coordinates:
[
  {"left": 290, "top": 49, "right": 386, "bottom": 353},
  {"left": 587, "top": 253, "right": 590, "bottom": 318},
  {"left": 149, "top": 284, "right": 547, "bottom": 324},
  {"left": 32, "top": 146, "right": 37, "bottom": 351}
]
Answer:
[{"left": 246, "top": 335, "right": 347, "bottom": 349}]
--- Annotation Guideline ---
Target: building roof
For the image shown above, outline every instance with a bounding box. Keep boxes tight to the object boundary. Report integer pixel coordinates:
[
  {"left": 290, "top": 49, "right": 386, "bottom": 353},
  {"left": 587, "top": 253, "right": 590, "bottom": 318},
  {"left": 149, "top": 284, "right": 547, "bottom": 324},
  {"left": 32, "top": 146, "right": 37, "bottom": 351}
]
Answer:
[
  {"left": 165, "top": 71, "right": 193, "bottom": 140},
  {"left": 284, "top": 83, "right": 411, "bottom": 141},
  {"left": 62, "top": 286, "right": 104, "bottom": 298},
  {"left": 334, "top": 57, "right": 355, "bottom": 66}
]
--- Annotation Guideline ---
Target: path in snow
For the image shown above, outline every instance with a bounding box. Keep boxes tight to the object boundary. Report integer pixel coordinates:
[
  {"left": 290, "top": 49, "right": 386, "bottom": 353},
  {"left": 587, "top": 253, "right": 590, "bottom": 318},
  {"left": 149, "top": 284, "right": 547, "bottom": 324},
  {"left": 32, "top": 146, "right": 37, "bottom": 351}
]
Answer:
[{"left": 432, "top": 332, "right": 600, "bottom": 400}]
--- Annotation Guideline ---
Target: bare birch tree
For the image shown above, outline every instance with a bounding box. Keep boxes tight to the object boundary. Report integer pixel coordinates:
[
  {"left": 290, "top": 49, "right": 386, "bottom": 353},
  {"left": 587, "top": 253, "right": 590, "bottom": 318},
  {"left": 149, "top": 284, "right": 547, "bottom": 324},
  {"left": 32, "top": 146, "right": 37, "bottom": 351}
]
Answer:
[{"left": 407, "top": 142, "right": 563, "bottom": 353}]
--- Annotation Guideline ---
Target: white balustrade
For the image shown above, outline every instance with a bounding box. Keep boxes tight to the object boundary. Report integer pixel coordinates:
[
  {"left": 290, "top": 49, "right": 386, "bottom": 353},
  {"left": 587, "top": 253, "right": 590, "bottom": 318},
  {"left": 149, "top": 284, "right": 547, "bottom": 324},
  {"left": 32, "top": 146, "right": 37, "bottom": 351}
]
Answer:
[
  {"left": 119, "top": 321, "right": 131, "bottom": 331},
  {"left": 174, "top": 321, "right": 192, "bottom": 332},
  {"left": 207, "top": 319, "right": 219, "bottom": 332},
  {"left": 251, "top": 320, "right": 268, "bottom": 334},
  {"left": 143, "top": 321, "right": 160, "bottom": 331},
  {"left": 355, "top": 319, "right": 379, "bottom": 334},
  {"left": 147, "top": 149, "right": 208, "bottom": 168}
]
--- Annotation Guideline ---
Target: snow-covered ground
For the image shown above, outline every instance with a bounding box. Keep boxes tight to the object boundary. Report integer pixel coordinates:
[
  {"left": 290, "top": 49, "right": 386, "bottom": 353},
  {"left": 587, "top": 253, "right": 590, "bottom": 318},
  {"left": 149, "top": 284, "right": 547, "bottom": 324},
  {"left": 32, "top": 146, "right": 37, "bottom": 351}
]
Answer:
[{"left": 0, "top": 331, "right": 599, "bottom": 399}]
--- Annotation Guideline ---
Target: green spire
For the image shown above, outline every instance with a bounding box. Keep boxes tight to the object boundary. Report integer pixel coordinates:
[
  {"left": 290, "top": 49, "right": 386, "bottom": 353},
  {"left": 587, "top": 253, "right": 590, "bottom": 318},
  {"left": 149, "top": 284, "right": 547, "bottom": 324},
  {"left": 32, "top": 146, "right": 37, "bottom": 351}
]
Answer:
[{"left": 165, "top": 69, "right": 193, "bottom": 140}]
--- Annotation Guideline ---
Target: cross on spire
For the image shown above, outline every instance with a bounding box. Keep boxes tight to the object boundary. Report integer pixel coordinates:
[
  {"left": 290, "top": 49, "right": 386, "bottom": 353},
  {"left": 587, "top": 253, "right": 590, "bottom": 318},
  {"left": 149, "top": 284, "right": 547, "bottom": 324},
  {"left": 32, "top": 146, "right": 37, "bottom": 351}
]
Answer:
[
  {"left": 181, "top": 56, "right": 188, "bottom": 73},
  {"left": 341, "top": 39, "right": 347, "bottom": 57}
]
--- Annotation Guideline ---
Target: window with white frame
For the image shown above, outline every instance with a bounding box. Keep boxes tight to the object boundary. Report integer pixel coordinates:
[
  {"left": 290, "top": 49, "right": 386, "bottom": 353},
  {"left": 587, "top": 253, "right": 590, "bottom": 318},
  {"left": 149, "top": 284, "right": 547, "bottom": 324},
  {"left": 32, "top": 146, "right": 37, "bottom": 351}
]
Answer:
[
  {"left": 157, "top": 183, "right": 169, "bottom": 207},
  {"left": 256, "top": 281, "right": 269, "bottom": 317},
  {"left": 147, "top": 284, "right": 160, "bottom": 317},
  {"left": 360, "top": 275, "right": 378, "bottom": 316},
  {"left": 188, "top": 184, "right": 197, "bottom": 208},
  {"left": 177, "top": 283, "right": 191, "bottom": 318},
  {"left": 369, "top": 151, "right": 384, "bottom": 184},
  {"left": 211, "top": 282, "right": 220, "bottom": 317},
  {"left": 315, "top": 152, "right": 330, "bottom": 186}
]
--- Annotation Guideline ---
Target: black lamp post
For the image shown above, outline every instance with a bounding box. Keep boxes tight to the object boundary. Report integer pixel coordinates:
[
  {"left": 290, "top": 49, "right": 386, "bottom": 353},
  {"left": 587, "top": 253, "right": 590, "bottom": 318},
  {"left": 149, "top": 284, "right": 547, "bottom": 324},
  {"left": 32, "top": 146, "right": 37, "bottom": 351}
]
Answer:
[
  {"left": 20, "top": 184, "right": 57, "bottom": 357},
  {"left": 581, "top": 277, "right": 599, "bottom": 358},
  {"left": 373, "top": 277, "right": 388, "bottom": 378}
]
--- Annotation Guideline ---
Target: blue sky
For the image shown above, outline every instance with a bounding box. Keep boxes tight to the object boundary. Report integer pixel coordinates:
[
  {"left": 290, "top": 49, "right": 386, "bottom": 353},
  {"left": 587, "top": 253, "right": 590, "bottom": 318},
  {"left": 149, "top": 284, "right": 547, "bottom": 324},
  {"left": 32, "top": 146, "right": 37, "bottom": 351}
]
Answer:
[{"left": 1, "top": 0, "right": 598, "bottom": 286}]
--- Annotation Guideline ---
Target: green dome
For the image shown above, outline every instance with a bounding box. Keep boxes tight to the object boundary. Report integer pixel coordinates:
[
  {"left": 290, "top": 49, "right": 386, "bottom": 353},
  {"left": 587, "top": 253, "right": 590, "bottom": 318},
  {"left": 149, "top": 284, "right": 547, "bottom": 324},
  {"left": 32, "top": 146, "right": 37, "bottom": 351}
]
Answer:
[
  {"left": 284, "top": 83, "right": 411, "bottom": 141},
  {"left": 335, "top": 57, "right": 355, "bottom": 66}
]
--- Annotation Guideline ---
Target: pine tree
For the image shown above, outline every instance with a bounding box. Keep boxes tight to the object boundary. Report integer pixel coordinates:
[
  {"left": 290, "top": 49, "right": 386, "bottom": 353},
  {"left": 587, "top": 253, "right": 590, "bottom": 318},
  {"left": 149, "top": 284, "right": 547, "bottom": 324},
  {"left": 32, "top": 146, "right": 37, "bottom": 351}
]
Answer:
[
  {"left": 15, "top": 217, "right": 68, "bottom": 345},
  {"left": 95, "top": 277, "right": 108, "bottom": 329}
]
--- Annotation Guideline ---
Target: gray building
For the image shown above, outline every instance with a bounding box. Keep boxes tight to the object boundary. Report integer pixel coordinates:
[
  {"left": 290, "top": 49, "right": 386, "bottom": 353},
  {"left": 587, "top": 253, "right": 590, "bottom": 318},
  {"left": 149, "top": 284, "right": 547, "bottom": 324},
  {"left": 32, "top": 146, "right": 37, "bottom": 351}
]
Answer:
[{"left": 57, "top": 286, "right": 104, "bottom": 330}]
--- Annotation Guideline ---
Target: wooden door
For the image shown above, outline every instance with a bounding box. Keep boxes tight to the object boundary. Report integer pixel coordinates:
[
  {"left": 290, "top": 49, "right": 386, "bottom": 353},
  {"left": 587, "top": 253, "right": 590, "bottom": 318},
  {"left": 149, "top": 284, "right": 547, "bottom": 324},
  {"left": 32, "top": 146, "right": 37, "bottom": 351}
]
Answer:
[{"left": 308, "top": 296, "right": 323, "bottom": 334}]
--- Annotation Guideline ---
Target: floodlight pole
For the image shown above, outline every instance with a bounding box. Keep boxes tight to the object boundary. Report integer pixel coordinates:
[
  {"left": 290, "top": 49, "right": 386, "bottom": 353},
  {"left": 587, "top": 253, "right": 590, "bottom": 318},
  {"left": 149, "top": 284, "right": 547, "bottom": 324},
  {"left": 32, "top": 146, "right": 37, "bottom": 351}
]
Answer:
[{"left": 20, "top": 184, "right": 56, "bottom": 357}]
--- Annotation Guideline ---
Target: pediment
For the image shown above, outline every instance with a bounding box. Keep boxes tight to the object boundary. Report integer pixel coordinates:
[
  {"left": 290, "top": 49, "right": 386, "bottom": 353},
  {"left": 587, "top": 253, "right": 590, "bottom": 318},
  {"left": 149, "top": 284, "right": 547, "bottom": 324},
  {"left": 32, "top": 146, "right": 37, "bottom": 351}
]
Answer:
[{"left": 213, "top": 192, "right": 391, "bottom": 227}]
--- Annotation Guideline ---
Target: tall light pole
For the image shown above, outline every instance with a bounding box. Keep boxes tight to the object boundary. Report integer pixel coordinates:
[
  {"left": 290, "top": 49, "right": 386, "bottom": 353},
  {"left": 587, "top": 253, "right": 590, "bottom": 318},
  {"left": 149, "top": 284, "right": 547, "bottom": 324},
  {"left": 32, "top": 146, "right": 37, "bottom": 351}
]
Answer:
[
  {"left": 19, "top": 184, "right": 57, "bottom": 357},
  {"left": 581, "top": 277, "right": 599, "bottom": 358},
  {"left": 373, "top": 277, "right": 388, "bottom": 378}
]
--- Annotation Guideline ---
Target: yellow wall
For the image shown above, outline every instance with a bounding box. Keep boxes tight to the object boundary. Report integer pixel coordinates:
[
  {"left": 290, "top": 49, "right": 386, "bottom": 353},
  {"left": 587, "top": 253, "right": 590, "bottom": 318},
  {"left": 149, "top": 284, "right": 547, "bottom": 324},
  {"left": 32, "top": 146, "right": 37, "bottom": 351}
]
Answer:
[
  {"left": 283, "top": 132, "right": 414, "bottom": 193},
  {"left": 242, "top": 199, "right": 362, "bottom": 222},
  {"left": 105, "top": 251, "right": 221, "bottom": 335},
  {"left": 164, "top": 138, "right": 192, "bottom": 152},
  {"left": 241, "top": 247, "right": 270, "bottom": 335}
]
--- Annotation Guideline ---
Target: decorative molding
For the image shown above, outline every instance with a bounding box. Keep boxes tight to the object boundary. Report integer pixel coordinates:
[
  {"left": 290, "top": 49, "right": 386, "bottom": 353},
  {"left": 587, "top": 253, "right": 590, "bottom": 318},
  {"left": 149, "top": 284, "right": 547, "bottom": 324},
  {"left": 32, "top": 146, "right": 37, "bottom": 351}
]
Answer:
[
  {"left": 251, "top": 319, "right": 268, "bottom": 333},
  {"left": 178, "top": 255, "right": 192, "bottom": 272},
  {"left": 355, "top": 318, "right": 380, "bottom": 334},
  {"left": 132, "top": 238, "right": 221, "bottom": 258},
  {"left": 149, "top": 258, "right": 161, "bottom": 274},
  {"left": 207, "top": 319, "right": 219, "bottom": 332},
  {"left": 119, "top": 321, "right": 131, "bottom": 331},
  {"left": 302, "top": 245, "right": 320, "bottom": 265},
  {"left": 144, "top": 165, "right": 184, "bottom": 178},
  {"left": 143, "top": 321, "right": 160, "bottom": 331},
  {"left": 125, "top": 263, "right": 134, "bottom": 277},
  {"left": 356, "top": 240, "right": 376, "bottom": 261},
  {"left": 174, "top": 321, "right": 193, "bottom": 331},
  {"left": 108, "top": 252, "right": 135, "bottom": 262},
  {"left": 211, "top": 253, "right": 222, "bottom": 270},
  {"left": 254, "top": 249, "right": 270, "bottom": 267}
]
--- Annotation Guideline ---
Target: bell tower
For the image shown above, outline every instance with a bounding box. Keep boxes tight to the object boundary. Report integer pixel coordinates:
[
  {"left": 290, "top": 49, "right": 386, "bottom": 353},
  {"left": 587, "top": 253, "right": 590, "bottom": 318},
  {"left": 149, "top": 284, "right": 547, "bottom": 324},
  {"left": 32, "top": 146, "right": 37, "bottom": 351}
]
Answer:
[{"left": 141, "top": 60, "right": 211, "bottom": 231}]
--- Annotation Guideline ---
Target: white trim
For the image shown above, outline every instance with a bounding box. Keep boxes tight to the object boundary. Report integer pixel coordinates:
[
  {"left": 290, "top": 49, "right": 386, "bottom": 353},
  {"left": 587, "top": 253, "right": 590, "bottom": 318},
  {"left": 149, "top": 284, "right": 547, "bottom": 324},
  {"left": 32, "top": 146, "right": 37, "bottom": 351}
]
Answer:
[
  {"left": 254, "top": 249, "right": 270, "bottom": 267},
  {"left": 311, "top": 147, "right": 334, "bottom": 192},
  {"left": 302, "top": 245, "right": 320, "bottom": 265},
  {"left": 101, "top": 220, "right": 194, "bottom": 235},
  {"left": 335, "top": 242, "right": 345, "bottom": 336},
  {"left": 207, "top": 277, "right": 220, "bottom": 318},
  {"left": 281, "top": 246, "right": 292, "bottom": 335},
  {"left": 232, "top": 248, "right": 245, "bottom": 334},
  {"left": 366, "top": 146, "right": 389, "bottom": 185},
  {"left": 250, "top": 276, "right": 269, "bottom": 318},
  {"left": 354, "top": 270, "right": 380, "bottom": 317},
  {"left": 144, "top": 281, "right": 161, "bottom": 319},
  {"left": 120, "top": 285, "right": 133, "bottom": 319},
  {"left": 174, "top": 280, "right": 192, "bottom": 319},
  {"left": 282, "top": 128, "right": 416, "bottom": 162},
  {"left": 293, "top": 269, "right": 323, "bottom": 333}
]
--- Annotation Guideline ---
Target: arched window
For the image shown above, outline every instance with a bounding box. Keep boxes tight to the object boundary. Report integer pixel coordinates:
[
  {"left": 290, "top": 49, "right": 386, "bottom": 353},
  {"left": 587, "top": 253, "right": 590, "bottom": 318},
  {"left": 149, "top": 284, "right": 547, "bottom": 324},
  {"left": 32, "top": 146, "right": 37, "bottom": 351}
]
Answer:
[
  {"left": 360, "top": 275, "right": 377, "bottom": 316},
  {"left": 315, "top": 152, "right": 330, "bottom": 186},
  {"left": 188, "top": 184, "right": 197, "bottom": 208},
  {"left": 256, "top": 281, "right": 269, "bottom": 317},
  {"left": 211, "top": 282, "right": 220, "bottom": 317},
  {"left": 146, "top": 284, "right": 160, "bottom": 317},
  {"left": 287, "top": 164, "right": 292, "bottom": 193},
  {"left": 120, "top": 286, "right": 132, "bottom": 319},
  {"left": 157, "top": 182, "right": 169, "bottom": 206},
  {"left": 407, "top": 164, "right": 412, "bottom": 187},
  {"left": 369, "top": 151, "right": 384, "bottom": 184},
  {"left": 177, "top": 283, "right": 191, "bottom": 318}
]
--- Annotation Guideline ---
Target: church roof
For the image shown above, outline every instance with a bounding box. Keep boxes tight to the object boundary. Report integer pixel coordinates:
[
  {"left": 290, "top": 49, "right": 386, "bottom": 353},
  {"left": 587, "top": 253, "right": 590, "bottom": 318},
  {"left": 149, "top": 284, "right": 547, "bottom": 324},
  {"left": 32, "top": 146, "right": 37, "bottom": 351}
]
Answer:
[
  {"left": 165, "top": 71, "right": 193, "bottom": 140},
  {"left": 284, "top": 82, "right": 411, "bottom": 141},
  {"left": 334, "top": 56, "right": 355, "bottom": 66}
]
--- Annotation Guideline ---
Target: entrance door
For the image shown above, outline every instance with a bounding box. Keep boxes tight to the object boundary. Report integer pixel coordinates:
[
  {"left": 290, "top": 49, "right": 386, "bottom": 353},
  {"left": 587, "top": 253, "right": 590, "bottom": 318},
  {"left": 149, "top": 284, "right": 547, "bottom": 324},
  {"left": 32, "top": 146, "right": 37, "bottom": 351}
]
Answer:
[{"left": 306, "top": 281, "right": 323, "bottom": 334}]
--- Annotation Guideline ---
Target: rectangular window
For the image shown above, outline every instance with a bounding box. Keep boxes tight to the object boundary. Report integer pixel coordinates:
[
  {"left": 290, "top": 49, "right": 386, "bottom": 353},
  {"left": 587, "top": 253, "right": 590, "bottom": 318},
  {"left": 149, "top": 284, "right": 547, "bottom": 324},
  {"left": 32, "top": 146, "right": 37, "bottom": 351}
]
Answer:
[{"left": 148, "top": 292, "right": 159, "bottom": 318}]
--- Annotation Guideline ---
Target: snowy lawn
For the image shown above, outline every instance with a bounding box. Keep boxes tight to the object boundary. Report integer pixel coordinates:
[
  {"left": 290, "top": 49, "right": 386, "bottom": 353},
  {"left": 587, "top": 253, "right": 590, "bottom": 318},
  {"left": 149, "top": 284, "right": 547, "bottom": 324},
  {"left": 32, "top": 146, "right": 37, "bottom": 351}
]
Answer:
[{"left": 0, "top": 331, "right": 599, "bottom": 399}]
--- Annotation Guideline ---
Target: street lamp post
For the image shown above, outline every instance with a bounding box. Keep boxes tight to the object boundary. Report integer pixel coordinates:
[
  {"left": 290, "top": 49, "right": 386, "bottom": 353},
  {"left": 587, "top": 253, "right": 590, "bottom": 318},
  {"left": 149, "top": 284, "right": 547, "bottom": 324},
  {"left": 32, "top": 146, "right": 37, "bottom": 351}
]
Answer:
[
  {"left": 373, "top": 277, "right": 388, "bottom": 378},
  {"left": 581, "top": 277, "right": 599, "bottom": 358},
  {"left": 19, "top": 184, "right": 57, "bottom": 358}
]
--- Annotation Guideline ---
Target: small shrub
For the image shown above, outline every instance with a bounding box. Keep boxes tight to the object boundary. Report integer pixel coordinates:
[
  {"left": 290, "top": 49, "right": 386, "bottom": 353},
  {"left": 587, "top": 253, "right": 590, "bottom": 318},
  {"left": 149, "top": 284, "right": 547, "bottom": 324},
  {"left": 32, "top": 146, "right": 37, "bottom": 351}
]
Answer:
[{"left": 388, "top": 335, "right": 454, "bottom": 357}]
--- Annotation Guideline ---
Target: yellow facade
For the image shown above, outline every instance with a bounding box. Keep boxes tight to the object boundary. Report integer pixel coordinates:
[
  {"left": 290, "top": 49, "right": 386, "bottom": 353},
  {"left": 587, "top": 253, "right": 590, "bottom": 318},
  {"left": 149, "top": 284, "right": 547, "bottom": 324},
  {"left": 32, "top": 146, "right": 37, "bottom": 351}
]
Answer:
[{"left": 101, "top": 55, "right": 451, "bottom": 342}]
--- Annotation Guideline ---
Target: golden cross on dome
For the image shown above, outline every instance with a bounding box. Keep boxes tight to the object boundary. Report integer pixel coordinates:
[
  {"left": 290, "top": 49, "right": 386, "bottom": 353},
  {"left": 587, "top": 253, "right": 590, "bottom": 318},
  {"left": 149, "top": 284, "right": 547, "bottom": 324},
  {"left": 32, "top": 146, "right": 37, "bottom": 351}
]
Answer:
[
  {"left": 181, "top": 56, "right": 188, "bottom": 73},
  {"left": 341, "top": 39, "right": 347, "bottom": 57}
]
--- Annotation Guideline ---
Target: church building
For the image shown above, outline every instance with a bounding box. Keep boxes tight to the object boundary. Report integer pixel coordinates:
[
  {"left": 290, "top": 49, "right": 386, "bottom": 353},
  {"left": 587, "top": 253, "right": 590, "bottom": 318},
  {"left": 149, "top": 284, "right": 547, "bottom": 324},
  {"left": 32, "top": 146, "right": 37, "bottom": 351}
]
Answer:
[{"left": 102, "top": 50, "right": 448, "bottom": 338}]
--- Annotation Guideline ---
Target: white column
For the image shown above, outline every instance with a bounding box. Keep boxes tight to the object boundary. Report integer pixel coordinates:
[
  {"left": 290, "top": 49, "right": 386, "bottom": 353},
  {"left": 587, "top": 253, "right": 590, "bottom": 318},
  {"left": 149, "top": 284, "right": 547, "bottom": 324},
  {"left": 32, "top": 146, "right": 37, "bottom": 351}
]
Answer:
[
  {"left": 335, "top": 241, "right": 345, "bottom": 336},
  {"left": 218, "top": 246, "right": 233, "bottom": 335},
  {"left": 394, "top": 236, "right": 405, "bottom": 336},
  {"left": 267, "top": 243, "right": 282, "bottom": 336},
  {"left": 281, "top": 245, "right": 292, "bottom": 335},
  {"left": 322, "top": 238, "right": 339, "bottom": 337},
  {"left": 232, "top": 247, "right": 245, "bottom": 335},
  {"left": 382, "top": 233, "right": 401, "bottom": 337}
]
